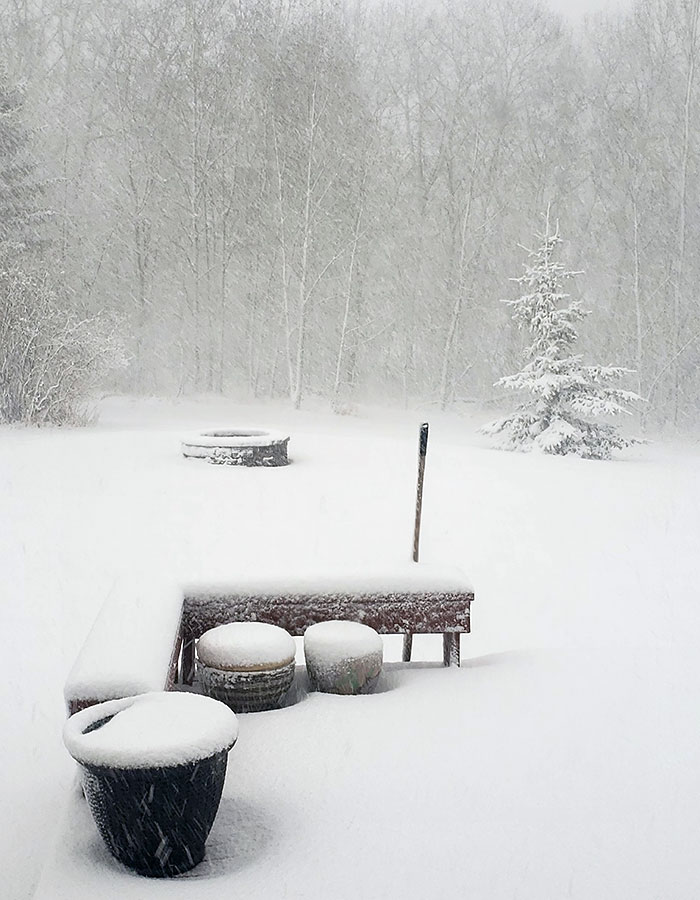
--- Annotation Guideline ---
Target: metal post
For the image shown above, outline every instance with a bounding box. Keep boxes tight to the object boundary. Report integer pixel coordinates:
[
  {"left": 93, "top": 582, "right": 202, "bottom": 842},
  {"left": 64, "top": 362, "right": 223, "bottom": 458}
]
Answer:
[
  {"left": 412, "top": 422, "right": 429, "bottom": 562},
  {"left": 406, "top": 423, "right": 429, "bottom": 662}
]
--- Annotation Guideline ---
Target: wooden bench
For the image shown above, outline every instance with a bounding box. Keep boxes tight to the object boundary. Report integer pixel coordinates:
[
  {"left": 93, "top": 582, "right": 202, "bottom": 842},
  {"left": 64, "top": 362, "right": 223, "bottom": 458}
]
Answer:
[
  {"left": 65, "top": 567, "right": 474, "bottom": 716},
  {"left": 64, "top": 580, "right": 185, "bottom": 716},
  {"left": 181, "top": 572, "right": 473, "bottom": 682}
]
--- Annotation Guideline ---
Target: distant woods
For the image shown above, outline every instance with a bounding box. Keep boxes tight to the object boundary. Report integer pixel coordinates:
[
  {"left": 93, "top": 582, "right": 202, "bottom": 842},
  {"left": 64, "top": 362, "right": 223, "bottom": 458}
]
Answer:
[{"left": 1, "top": 0, "right": 699, "bottom": 427}]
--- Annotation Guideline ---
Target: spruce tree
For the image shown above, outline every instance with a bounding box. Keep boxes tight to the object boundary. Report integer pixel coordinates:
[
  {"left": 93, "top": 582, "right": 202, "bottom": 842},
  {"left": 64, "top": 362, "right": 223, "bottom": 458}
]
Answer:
[{"left": 482, "top": 220, "right": 641, "bottom": 460}]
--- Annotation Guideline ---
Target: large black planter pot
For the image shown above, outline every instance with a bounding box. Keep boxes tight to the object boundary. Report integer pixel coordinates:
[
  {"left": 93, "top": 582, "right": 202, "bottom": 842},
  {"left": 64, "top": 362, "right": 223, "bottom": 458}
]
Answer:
[
  {"left": 64, "top": 692, "right": 238, "bottom": 878},
  {"left": 80, "top": 749, "right": 228, "bottom": 877}
]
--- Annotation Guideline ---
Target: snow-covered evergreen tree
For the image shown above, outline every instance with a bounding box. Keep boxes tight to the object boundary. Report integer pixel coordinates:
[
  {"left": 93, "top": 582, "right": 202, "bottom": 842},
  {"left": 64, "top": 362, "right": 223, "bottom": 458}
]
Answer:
[{"left": 482, "top": 220, "right": 641, "bottom": 460}]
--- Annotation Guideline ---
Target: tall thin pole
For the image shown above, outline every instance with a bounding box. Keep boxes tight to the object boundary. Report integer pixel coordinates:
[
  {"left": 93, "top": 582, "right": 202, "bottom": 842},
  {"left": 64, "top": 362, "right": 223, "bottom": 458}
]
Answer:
[
  {"left": 405, "top": 422, "right": 429, "bottom": 663},
  {"left": 412, "top": 422, "right": 429, "bottom": 562}
]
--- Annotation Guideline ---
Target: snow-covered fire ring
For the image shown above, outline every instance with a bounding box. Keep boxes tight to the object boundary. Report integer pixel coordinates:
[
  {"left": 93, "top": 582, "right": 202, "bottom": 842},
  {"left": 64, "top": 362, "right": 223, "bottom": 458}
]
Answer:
[{"left": 182, "top": 429, "right": 290, "bottom": 467}]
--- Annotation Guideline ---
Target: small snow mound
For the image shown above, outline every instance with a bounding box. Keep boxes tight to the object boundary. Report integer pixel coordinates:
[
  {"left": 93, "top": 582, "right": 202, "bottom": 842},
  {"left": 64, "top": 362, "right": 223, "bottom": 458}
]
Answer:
[
  {"left": 64, "top": 691, "right": 238, "bottom": 769},
  {"left": 304, "top": 620, "right": 383, "bottom": 665},
  {"left": 197, "top": 622, "right": 296, "bottom": 671}
]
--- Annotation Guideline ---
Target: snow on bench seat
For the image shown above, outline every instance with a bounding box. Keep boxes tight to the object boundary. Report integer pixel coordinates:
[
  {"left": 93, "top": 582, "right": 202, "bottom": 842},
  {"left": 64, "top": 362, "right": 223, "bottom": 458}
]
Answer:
[
  {"left": 184, "top": 565, "right": 473, "bottom": 599},
  {"left": 64, "top": 581, "right": 184, "bottom": 716}
]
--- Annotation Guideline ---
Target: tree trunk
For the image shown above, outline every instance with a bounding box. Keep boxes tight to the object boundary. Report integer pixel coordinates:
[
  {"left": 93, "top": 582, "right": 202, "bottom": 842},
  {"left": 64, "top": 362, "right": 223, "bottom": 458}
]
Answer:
[{"left": 672, "top": 0, "right": 700, "bottom": 424}]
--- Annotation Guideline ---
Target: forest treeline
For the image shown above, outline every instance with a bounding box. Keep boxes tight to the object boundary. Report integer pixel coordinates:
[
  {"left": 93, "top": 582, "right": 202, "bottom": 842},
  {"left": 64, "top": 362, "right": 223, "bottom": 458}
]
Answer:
[{"left": 1, "top": 0, "right": 699, "bottom": 426}]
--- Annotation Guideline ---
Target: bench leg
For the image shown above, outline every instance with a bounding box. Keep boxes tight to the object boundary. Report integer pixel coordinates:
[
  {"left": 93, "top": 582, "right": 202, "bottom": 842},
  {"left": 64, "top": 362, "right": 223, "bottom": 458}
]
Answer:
[
  {"left": 181, "top": 635, "right": 196, "bottom": 685},
  {"left": 402, "top": 632, "right": 413, "bottom": 662},
  {"left": 443, "top": 632, "right": 460, "bottom": 667},
  {"left": 167, "top": 632, "right": 183, "bottom": 690}
]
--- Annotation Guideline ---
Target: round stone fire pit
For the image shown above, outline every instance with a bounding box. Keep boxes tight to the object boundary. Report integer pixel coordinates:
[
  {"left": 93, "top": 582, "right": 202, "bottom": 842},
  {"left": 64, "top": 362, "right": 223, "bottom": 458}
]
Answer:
[{"left": 181, "top": 429, "right": 290, "bottom": 466}]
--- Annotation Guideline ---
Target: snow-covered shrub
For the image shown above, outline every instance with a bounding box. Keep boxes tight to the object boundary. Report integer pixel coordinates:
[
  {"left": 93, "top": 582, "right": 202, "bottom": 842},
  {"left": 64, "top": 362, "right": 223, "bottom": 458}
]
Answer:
[
  {"left": 0, "top": 262, "right": 127, "bottom": 425},
  {"left": 331, "top": 397, "right": 358, "bottom": 417},
  {"left": 482, "top": 221, "right": 642, "bottom": 460}
]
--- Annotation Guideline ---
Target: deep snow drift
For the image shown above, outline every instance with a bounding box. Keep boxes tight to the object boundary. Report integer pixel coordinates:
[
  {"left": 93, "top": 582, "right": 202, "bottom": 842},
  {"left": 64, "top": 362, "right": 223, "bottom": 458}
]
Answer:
[{"left": 2, "top": 397, "right": 699, "bottom": 899}]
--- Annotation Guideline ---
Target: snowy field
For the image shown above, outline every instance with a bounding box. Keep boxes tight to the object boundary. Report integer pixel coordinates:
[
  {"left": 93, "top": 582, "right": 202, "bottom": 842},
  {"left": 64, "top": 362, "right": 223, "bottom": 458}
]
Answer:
[{"left": 2, "top": 397, "right": 700, "bottom": 899}]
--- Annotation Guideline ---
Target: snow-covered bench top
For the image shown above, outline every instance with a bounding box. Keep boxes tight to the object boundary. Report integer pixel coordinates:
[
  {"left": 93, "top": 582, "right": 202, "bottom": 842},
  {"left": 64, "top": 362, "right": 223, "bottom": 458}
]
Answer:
[
  {"left": 64, "top": 581, "right": 184, "bottom": 716},
  {"left": 182, "top": 565, "right": 473, "bottom": 640},
  {"left": 183, "top": 565, "right": 473, "bottom": 599},
  {"left": 65, "top": 564, "right": 474, "bottom": 714}
]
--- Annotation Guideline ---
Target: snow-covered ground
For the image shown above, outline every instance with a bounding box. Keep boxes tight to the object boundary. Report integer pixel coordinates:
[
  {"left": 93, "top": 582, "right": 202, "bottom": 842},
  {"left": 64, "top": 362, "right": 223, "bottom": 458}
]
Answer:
[{"left": 2, "top": 397, "right": 699, "bottom": 898}]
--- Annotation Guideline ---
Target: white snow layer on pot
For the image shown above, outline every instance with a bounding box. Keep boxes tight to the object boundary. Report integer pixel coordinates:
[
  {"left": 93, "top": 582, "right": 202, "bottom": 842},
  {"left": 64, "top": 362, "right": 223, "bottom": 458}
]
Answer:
[
  {"left": 64, "top": 692, "right": 239, "bottom": 769},
  {"left": 304, "top": 621, "right": 383, "bottom": 667},
  {"left": 197, "top": 622, "right": 296, "bottom": 671}
]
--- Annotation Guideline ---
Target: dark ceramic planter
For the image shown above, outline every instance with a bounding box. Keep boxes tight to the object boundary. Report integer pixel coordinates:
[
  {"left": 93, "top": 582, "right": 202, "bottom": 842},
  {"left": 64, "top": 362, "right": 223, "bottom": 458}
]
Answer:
[
  {"left": 79, "top": 746, "right": 228, "bottom": 877},
  {"left": 65, "top": 694, "right": 238, "bottom": 878}
]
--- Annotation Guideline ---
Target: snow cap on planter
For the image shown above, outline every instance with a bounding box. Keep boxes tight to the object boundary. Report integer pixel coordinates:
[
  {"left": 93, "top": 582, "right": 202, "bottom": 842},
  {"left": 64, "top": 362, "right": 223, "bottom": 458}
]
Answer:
[
  {"left": 197, "top": 622, "right": 296, "bottom": 671},
  {"left": 197, "top": 622, "right": 297, "bottom": 712},
  {"left": 304, "top": 621, "right": 383, "bottom": 695},
  {"left": 64, "top": 691, "right": 238, "bottom": 769}
]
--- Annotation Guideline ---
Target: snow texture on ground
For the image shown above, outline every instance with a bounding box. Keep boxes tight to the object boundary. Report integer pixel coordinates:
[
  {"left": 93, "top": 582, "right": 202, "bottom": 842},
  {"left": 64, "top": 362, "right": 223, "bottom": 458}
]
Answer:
[{"left": 2, "top": 396, "right": 699, "bottom": 899}]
